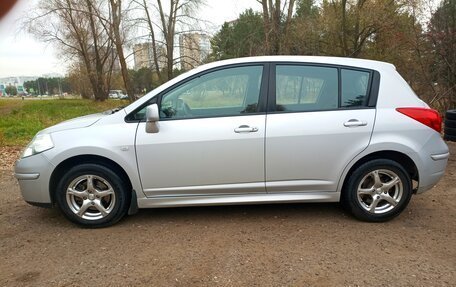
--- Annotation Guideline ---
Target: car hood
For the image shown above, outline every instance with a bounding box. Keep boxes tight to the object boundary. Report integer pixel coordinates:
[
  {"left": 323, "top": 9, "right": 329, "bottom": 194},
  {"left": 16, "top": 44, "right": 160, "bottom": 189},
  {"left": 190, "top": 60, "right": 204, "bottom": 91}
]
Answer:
[{"left": 40, "top": 113, "right": 105, "bottom": 134}]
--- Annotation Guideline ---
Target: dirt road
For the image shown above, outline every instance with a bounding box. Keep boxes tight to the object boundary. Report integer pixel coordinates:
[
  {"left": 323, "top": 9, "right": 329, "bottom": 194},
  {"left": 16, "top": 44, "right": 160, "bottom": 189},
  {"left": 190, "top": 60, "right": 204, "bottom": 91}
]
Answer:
[{"left": 1, "top": 143, "right": 455, "bottom": 286}]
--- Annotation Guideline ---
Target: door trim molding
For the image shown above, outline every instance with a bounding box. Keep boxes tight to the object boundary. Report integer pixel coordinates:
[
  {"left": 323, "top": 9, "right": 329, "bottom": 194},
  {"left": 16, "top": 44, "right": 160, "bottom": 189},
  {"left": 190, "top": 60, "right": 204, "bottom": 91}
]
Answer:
[{"left": 143, "top": 182, "right": 266, "bottom": 197}]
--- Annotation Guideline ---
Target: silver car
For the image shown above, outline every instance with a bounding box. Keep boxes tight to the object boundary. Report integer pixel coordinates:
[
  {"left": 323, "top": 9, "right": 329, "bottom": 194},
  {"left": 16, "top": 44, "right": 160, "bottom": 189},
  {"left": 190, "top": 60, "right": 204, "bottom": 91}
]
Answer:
[{"left": 15, "top": 56, "right": 449, "bottom": 227}]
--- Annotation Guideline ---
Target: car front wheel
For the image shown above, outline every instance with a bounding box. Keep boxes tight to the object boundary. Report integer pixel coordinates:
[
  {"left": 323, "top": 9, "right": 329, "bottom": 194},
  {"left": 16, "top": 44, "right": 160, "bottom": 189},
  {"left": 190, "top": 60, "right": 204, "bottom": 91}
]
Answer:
[
  {"left": 342, "top": 159, "right": 413, "bottom": 222},
  {"left": 55, "top": 163, "right": 130, "bottom": 228}
]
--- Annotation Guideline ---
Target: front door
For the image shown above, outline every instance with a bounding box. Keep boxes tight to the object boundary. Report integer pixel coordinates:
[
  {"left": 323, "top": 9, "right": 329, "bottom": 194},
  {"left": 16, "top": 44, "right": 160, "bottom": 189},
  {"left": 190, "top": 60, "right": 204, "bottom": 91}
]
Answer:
[{"left": 135, "top": 65, "right": 267, "bottom": 197}]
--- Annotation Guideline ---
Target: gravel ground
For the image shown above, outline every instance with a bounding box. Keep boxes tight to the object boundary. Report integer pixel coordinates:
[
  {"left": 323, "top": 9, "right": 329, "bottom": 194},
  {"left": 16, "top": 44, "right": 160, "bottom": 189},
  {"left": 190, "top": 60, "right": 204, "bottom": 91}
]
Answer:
[{"left": 0, "top": 143, "right": 455, "bottom": 286}]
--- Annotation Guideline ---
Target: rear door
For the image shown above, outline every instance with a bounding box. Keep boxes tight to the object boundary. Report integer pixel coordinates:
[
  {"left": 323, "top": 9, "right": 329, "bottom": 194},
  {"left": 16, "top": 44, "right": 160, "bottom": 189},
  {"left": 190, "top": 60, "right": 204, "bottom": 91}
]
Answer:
[{"left": 265, "top": 64, "right": 377, "bottom": 193}]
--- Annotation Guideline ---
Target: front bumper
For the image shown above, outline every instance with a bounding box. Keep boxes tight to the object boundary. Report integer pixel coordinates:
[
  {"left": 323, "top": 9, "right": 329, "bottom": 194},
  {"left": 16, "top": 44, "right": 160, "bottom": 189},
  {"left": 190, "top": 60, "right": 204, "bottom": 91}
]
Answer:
[{"left": 14, "top": 153, "right": 55, "bottom": 206}]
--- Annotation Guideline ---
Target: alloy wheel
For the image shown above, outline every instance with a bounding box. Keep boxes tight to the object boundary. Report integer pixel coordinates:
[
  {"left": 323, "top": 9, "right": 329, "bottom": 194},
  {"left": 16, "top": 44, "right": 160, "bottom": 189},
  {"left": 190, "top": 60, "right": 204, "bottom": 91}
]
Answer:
[
  {"left": 66, "top": 175, "right": 116, "bottom": 220},
  {"left": 356, "top": 169, "right": 403, "bottom": 214}
]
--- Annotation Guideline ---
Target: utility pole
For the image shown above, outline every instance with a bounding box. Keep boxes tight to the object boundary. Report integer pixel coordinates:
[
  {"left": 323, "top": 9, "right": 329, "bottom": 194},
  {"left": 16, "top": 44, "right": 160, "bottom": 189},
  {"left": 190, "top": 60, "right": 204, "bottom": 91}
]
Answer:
[
  {"left": 58, "top": 77, "right": 62, "bottom": 97},
  {"left": 37, "top": 78, "right": 42, "bottom": 96}
]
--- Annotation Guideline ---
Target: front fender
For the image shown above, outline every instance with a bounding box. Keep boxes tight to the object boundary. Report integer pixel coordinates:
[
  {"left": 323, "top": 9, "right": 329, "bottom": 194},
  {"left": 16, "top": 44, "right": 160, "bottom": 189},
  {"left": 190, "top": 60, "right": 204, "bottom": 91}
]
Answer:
[{"left": 43, "top": 122, "right": 146, "bottom": 200}]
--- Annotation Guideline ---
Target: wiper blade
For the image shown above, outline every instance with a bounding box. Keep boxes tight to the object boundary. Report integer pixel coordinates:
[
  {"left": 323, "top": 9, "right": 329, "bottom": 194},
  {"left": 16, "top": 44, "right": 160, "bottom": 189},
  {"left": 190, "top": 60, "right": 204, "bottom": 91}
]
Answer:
[
  {"left": 111, "top": 106, "right": 124, "bottom": 113},
  {"left": 103, "top": 106, "right": 124, "bottom": 115}
]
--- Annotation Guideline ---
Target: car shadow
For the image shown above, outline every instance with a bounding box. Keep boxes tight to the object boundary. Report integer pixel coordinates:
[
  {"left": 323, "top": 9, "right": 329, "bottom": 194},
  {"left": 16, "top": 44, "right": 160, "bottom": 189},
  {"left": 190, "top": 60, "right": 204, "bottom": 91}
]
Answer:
[
  {"left": 22, "top": 202, "right": 354, "bottom": 229},
  {"left": 122, "top": 202, "right": 351, "bottom": 225}
]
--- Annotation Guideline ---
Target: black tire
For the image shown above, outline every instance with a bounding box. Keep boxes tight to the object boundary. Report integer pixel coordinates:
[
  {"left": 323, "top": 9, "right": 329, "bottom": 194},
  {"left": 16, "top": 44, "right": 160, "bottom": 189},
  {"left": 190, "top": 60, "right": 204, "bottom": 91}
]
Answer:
[
  {"left": 342, "top": 159, "right": 412, "bottom": 222},
  {"left": 444, "top": 134, "right": 456, "bottom": 142},
  {"left": 55, "top": 163, "right": 130, "bottom": 228},
  {"left": 444, "top": 120, "right": 456, "bottom": 128},
  {"left": 446, "top": 110, "right": 456, "bottom": 120},
  {"left": 444, "top": 126, "right": 456, "bottom": 136}
]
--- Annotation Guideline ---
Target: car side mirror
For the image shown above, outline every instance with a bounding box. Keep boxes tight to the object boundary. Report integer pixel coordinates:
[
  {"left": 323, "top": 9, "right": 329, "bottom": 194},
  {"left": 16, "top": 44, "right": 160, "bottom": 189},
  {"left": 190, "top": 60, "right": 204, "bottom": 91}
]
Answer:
[{"left": 145, "top": 104, "right": 159, "bottom": 133}]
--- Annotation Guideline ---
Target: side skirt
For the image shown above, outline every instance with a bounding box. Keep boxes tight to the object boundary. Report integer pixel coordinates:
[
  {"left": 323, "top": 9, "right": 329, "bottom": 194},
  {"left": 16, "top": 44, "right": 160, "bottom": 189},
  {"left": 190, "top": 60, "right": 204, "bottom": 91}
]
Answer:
[{"left": 137, "top": 192, "right": 340, "bottom": 209}]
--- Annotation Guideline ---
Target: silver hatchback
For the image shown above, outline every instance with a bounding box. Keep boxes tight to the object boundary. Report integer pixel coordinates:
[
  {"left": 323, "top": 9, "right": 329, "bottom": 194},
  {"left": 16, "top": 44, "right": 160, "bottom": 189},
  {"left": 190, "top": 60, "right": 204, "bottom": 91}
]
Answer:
[{"left": 15, "top": 56, "right": 449, "bottom": 227}]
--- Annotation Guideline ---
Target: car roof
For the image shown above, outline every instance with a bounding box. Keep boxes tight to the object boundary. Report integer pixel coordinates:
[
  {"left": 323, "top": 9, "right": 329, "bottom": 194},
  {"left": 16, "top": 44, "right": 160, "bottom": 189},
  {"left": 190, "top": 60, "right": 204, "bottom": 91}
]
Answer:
[{"left": 197, "top": 56, "right": 396, "bottom": 72}]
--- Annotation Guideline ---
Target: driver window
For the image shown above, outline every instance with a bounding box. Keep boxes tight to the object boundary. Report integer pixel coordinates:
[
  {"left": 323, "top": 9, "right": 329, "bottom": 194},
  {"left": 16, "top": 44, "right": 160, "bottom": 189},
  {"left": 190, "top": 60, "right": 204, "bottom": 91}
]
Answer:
[{"left": 160, "top": 66, "right": 263, "bottom": 119}]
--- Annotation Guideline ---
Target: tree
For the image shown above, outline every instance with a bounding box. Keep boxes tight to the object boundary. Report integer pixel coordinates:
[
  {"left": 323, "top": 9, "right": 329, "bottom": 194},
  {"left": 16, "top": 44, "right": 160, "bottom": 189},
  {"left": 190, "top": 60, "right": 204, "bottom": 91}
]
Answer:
[
  {"left": 135, "top": 0, "right": 203, "bottom": 81},
  {"left": 427, "top": 0, "right": 456, "bottom": 110},
  {"left": 210, "top": 9, "right": 264, "bottom": 60},
  {"left": 295, "top": 0, "right": 318, "bottom": 18},
  {"left": 24, "top": 77, "right": 71, "bottom": 95},
  {"left": 67, "top": 63, "right": 93, "bottom": 99},
  {"left": 26, "top": 0, "right": 117, "bottom": 101},
  {"left": 130, "top": 67, "right": 155, "bottom": 95},
  {"left": 109, "top": 0, "right": 134, "bottom": 101},
  {"left": 317, "top": 0, "right": 382, "bottom": 57},
  {"left": 5, "top": 85, "right": 17, "bottom": 96},
  {"left": 89, "top": 0, "right": 136, "bottom": 102},
  {"left": 257, "top": 0, "right": 296, "bottom": 54},
  {"left": 288, "top": 0, "right": 320, "bottom": 55}
]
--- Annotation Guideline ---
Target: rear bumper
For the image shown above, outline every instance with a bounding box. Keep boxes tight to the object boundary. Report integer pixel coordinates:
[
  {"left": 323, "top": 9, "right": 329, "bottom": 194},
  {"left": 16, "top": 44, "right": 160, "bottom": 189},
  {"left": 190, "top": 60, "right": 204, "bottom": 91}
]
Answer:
[
  {"left": 416, "top": 150, "right": 449, "bottom": 194},
  {"left": 431, "top": 152, "right": 450, "bottom": 161}
]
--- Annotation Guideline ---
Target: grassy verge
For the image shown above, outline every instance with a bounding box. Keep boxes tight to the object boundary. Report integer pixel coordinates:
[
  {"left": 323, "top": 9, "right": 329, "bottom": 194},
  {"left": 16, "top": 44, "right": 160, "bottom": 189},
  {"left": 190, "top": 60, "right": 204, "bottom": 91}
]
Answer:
[{"left": 0, "top": 99, "right": 128, "bottom": 146}]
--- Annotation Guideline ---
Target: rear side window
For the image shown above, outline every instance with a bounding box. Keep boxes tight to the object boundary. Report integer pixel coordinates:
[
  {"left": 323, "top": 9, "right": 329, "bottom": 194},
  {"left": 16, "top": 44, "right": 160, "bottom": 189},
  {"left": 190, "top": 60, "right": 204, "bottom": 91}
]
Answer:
[
  {"left": 275, "top": 65, "right": 338, "bottom": 112},
  {"left": 341, "top": 69, "right": 370, "bottom": 107}
]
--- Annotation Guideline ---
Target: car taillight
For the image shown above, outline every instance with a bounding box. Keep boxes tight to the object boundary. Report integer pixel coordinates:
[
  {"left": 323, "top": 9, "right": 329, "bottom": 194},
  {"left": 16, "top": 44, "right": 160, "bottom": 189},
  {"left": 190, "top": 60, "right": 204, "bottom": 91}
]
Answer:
[{"left": 396, "top": 107, "right": 442, "bottom": 133}]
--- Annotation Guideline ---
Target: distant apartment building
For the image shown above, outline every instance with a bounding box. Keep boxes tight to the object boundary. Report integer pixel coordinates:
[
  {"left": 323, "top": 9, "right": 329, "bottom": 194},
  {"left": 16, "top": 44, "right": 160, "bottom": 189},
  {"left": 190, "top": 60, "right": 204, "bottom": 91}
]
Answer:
[
  {"left": 0, "top": 83, "right": 26, "bottom": 96},
  {"left": 0, "top": 76, "right": 38, "bottom": 96},
  {"left": 133, "top": 43, "right": 167, "bottom": 71},
  {"left": 0, "top": 76, "right": 38, "bottom": 86},
  {"left": 179, "top": 33, "right": 211, "bottom": 71}
]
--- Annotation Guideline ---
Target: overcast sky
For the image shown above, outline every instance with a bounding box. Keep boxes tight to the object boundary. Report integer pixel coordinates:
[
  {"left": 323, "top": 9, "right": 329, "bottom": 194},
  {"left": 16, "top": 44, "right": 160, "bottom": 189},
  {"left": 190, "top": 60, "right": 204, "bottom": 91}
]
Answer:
[
  {"left": 0, "top": 0, "right": 440, "bottom": 78},
  {"left": 0, "top": 0, "right": 259, "bottom": 78}
]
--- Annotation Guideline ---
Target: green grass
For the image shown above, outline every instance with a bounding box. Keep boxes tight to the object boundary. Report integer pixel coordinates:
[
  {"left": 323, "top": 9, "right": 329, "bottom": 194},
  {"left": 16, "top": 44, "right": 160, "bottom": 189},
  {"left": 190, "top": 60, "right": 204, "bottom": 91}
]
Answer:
[{"left": 0, "top": 99, "right": 128, "bottom": 146}]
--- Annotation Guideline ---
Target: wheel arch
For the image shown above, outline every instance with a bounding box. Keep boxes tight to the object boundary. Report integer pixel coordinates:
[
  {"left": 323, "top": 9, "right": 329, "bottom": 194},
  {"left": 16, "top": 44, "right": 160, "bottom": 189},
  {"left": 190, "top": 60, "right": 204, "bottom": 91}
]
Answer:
[
  {"left": 340, "top": 150, "right": 419, "bottom": 196},
  {"left": 49, "top": 154, "right": 134, "bottom": 205}
]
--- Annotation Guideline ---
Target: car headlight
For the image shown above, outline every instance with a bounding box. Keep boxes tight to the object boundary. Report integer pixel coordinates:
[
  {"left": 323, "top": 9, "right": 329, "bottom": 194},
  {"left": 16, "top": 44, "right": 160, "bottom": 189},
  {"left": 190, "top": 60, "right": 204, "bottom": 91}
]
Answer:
[{"left": 21, "top": 134, "right": 54, "bottom": 158}]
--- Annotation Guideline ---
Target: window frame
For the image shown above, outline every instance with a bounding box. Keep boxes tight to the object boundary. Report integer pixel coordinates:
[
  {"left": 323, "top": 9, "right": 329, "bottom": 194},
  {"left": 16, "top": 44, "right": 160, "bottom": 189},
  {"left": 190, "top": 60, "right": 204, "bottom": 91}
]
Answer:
[
  {"left": 267, "top": 62, "right": 380, "bottom": 114},
  {"left": 125, "top": 63, "right": 270, "bottom": 123}
]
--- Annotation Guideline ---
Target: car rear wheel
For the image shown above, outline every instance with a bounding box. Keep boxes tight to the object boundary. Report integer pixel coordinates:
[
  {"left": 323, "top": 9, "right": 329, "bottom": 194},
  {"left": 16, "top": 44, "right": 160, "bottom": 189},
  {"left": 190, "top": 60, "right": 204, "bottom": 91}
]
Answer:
[
  {"left": 55, "top": 163, "right": 130, "bottom": 228},
  {"left": 342, "top": 159, "right": 412, "bottom": 222}
]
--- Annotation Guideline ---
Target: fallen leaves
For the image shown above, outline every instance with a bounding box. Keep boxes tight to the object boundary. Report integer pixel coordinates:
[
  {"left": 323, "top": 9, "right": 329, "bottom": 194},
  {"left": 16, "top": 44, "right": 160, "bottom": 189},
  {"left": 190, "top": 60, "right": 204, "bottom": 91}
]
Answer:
[{"left": 0, "top": 146, "right": 22, "bottom": 171}]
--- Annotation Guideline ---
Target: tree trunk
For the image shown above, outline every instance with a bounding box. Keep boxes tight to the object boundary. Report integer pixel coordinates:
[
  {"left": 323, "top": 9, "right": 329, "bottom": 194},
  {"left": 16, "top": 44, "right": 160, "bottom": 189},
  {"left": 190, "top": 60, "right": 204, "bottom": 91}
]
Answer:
[
  {"left": 86, "top": 0, "right": 108, "bottom": 100},
  {"left": 110, "top": 0, "right": 135, "bottom": 102},
  {"left": 157, "top": 0, "right": 175, "bottom": 80},
  {"left": 260, "top": 0, "right": 270, "bottom": 54},
  {"left": 142, "top": 0, "right": 163, "bottom": 83},
  {"left": 259, "top": 0, "right": 296, "bottom": 55},
  {"left": 341, "top": 0, "right": 349, "bottom": 56}
]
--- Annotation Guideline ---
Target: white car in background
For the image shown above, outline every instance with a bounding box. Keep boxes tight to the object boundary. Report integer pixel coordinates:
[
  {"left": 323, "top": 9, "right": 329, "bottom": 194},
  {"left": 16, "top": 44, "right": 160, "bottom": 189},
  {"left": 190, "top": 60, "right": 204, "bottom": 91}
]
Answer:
[
  {"left": 108, "top": 90, "right": 125, "bottom": 99},
  {"left": 15, "top": 56, "right": 449, "bottom": 227},
  {"left": 119, "top": 94, "right": 129, "bottom": 100}
]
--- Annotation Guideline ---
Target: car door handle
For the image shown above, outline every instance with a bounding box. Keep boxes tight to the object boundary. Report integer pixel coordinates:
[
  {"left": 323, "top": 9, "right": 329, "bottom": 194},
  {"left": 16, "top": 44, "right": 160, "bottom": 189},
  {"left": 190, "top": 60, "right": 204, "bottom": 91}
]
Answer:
[
  {"left": 234, "top": 125, "right": 258, "bottom": 133},
  {"left": 344, "top": 119, "right": 367, "bottom": 127}
]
